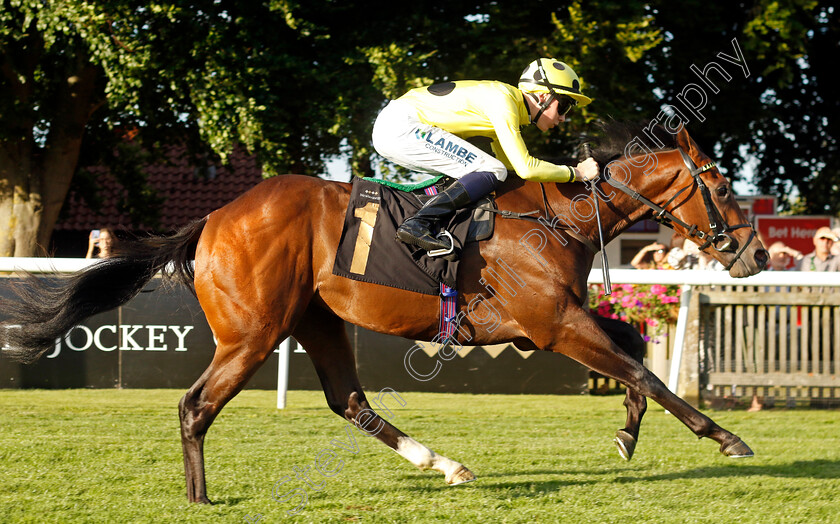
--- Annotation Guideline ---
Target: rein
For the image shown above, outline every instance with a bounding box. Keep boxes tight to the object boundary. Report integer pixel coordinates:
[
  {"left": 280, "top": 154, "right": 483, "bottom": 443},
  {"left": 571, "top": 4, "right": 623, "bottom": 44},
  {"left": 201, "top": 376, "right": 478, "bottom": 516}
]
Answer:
[
  {"left": 602, "top": 147, "right": 756, "bottom": 271},
  {"left": 478, "top": 195, "right": 599, "bottom": 253},
  {"left": 482, "top": 146, "right": 756, "bottom": 275}
]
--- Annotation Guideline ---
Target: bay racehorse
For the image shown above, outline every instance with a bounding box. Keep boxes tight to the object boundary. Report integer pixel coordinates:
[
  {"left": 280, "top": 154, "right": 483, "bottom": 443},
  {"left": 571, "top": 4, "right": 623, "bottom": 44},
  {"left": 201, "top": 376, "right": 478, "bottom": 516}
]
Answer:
[{"left": 2, "top": 122, "right": 768, "bottom": 503}]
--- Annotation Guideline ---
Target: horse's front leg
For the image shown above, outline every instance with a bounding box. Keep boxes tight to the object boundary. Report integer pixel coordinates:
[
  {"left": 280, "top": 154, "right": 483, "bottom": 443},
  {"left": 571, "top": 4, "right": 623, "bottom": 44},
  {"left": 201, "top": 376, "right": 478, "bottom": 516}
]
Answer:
[
  {"left": 593, "top": 315, "right": 647, "bottom": 461},
  {"left": 547, "top": 308, "right": 753, "bottom": 458}
]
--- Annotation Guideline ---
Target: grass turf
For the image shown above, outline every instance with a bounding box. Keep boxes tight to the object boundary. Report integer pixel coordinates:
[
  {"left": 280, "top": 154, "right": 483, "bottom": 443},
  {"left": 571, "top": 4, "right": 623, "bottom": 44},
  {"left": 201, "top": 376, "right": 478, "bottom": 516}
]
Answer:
[{"left": 0, "top": 389, "right": 838, "bottom": 523}]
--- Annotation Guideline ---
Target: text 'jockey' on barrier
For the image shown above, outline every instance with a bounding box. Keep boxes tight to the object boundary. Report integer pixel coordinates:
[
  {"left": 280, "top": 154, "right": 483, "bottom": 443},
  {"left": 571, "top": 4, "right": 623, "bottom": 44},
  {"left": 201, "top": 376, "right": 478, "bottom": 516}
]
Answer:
[{"left": 1, "top": 323, "right": 195, "bottom": 358}]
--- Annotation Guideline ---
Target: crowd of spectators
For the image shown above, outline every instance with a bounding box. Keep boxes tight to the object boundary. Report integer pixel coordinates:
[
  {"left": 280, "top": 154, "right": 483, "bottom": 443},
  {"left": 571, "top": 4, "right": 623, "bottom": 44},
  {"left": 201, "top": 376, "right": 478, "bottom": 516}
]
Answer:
[{"left": 631, "top": 226, "right": 840, "bottom": 273}]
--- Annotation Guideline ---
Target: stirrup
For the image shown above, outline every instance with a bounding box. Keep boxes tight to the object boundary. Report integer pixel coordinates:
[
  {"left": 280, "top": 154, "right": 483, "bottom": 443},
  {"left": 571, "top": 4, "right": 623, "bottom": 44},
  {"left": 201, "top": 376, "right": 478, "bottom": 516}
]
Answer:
[{"left": 427, "top": 230, "right": 454, "bottom": 257}]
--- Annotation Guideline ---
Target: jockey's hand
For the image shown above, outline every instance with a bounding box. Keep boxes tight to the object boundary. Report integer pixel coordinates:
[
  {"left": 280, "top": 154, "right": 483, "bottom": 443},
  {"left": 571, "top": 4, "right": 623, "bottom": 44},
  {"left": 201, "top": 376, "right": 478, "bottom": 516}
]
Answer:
[{"left": 575, "top": 158, "right": 600, "bottom": 181}]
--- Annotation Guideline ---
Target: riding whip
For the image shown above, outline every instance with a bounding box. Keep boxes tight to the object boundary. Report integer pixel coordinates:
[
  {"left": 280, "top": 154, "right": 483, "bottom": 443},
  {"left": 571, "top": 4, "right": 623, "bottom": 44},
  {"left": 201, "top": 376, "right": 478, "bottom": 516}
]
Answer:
[{"left": 582, "top": 143, "right": 611, "bottom": 295}]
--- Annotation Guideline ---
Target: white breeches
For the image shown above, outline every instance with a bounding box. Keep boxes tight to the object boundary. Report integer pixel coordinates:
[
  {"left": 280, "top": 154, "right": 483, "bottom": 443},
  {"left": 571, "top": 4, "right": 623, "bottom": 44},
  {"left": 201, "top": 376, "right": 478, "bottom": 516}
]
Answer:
[{"left": 372, "top": 100, "right": 508, "bottom": 182}]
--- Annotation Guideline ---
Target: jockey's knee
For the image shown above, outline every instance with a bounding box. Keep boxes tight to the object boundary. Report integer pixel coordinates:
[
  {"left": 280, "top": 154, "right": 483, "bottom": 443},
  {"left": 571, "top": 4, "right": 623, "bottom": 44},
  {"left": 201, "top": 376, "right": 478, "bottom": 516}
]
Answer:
[
  {"left": 459, "top": 171, "right": 500, "bottom": 202},
  {"left": 489, "top": 167, "right": 507, "bottom": 182},
  {"left": 482, "top": 160, "right": 507, "bottom": 182}
]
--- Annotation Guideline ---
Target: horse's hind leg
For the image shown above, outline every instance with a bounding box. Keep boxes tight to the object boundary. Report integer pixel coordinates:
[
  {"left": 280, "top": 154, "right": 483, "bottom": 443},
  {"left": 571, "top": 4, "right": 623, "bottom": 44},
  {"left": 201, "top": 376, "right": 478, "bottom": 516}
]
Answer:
[
  {"left": 293, "top": 306, "right": 476, "bottom": 485},
  {"left": 594, "top": 316, "right": 647, "bottom": 461},
  {"left": 179, "top": 330, "right": 284, "bottom": 503}
]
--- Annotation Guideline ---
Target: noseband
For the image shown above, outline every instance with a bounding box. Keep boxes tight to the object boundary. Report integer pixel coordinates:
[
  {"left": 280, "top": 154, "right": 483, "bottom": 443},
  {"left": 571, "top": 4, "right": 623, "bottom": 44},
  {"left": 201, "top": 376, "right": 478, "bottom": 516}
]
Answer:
[{"left": 603, "top": 147, "right": 756, "bottom": 271}]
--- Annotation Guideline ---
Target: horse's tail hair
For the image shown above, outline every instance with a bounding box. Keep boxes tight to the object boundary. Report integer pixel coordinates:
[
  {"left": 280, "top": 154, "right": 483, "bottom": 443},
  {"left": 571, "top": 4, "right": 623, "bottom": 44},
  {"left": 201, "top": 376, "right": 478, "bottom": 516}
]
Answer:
[{"left": 1, "top": 217, "right": 208, "bottom": 364}]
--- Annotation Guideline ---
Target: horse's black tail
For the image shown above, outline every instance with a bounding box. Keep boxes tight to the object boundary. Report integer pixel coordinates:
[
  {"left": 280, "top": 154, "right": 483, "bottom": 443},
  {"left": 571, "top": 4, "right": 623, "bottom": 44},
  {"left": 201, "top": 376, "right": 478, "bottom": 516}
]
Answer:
[{"left": 1, "top": 218, "right": 208, "bottom": 364}]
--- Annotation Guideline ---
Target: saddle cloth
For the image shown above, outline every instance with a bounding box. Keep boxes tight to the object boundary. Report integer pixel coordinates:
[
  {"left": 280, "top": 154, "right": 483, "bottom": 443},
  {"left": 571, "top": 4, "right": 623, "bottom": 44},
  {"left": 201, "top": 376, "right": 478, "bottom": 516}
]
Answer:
[{"left": 332, "top": 177, "right": 494, "bottom": 295}]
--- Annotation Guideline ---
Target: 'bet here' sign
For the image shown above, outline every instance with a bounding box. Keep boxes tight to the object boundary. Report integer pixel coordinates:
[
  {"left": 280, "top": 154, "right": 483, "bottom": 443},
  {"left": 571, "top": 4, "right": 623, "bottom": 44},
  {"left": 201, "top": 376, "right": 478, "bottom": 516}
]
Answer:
[{"left": 754, "top": 215, "right": 832, "bottom": 256}]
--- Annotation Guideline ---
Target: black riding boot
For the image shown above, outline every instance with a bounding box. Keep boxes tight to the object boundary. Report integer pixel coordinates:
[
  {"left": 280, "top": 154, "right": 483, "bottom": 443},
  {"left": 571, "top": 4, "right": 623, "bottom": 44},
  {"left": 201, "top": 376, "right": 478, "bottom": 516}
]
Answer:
[{"left": 396, "top": 181, "right": 472, "bottom": 252}]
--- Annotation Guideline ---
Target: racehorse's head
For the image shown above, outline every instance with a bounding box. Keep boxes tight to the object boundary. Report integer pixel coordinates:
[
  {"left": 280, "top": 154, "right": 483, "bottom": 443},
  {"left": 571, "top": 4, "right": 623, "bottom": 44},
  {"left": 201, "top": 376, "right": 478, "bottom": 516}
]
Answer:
[
  {"left": 670, "top": 128, "right": 768, "bottom": 276},
  {"left": 594, "top": 122, "right": 768, "bottom": 277}
]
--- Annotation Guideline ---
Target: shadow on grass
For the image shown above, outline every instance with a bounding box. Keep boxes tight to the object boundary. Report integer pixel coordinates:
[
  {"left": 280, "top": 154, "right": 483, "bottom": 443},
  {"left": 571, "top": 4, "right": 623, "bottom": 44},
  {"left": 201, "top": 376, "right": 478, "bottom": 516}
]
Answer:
[
  {"left": 205, "top": 496, "right": 251, "bottom": 506},
  {"left": 383, "top": 467, "right": 623, "bottom": 495},
  {"left": 390, "top": 460, "right": 840, "bottom": 498},
  {"left": 474, "top": 467, "right": 630, "bottom": 480},
  {"left": 615, "top": 459, "right": 840, "bottom": 482}
]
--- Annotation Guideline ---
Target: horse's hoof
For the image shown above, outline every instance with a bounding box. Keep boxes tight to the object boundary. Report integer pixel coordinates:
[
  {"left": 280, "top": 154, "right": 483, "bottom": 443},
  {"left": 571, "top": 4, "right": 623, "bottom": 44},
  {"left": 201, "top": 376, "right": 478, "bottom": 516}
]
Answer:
[
  {"left": 614, "top": 429, "right": 637, "bottom": 461},
  {"left": 721, "top": 438, "right": 754, "bottom": 458},
  {"left": 446, "top": 465, "right": 477, "bottom": 486}
]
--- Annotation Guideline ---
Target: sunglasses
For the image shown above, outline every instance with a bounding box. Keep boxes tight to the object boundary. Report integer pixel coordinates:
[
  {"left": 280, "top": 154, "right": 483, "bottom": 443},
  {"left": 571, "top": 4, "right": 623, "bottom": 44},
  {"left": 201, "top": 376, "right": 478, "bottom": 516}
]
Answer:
[{"left": 555, "top": 96, "right": 576, "bottom": 116}]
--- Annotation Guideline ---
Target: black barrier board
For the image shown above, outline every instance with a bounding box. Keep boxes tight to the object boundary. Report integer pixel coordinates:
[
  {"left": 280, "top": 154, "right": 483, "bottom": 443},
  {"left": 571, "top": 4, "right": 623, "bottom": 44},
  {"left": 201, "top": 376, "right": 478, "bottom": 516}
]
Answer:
[
  {"left": 352, "top": 328, "right": 588, "bottom": 394},
  {"left": 1, "top": 276, "right": 587, "bottom": 394},
  {"left": 0, "top": 276, "right": 323, "bottom": 390}
]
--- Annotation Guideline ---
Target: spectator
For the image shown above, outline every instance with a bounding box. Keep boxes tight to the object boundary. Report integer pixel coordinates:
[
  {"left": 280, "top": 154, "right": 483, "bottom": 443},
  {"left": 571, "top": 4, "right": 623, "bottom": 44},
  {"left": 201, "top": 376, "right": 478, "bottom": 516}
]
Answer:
[
  {"left": 631, "top": 242, "right": 673, "bottom": 269},
  {"left": 766, "top": 242, "right": 802, "bottom": 271},
  {"left": 667, "top": 235, "right": 700, "bottom": 270},
  {"left": 85, "top": 228, "right": 116, "bottom": 259},
  {"left": 831, "top": 228, "right": 840, "bottom": 257},
  {"left": 698, "top": 251, "right": 724, "bottom": 271},
  {"left": 797, "top": 227, "right": 840, "bottom": 271}
]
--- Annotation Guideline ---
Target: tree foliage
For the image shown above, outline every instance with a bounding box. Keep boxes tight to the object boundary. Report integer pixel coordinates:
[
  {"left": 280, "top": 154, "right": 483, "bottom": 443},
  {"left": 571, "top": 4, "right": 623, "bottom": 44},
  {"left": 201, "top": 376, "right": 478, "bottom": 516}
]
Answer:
[
  {"left": 1, "top": 0, "right": 838, "bottom": 256},
  {"left": 644, "top": 0, "right": 836, "bottom": 214}
]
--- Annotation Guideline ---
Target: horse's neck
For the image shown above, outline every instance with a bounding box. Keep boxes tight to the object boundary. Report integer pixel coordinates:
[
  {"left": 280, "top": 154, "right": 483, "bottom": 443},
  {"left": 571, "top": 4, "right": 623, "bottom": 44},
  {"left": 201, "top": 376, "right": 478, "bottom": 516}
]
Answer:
[
  {"left": 598, "top": 179, "right": 654, "bottom": 243},
  {"left": 539, "top": 178, "right": 650, "bottom": 246},
  {"left": 597, "top": 151, "right": 684, "bottom": 243},
  {"left": 497, "top": 171, "right": 664, "bottom": 247}
]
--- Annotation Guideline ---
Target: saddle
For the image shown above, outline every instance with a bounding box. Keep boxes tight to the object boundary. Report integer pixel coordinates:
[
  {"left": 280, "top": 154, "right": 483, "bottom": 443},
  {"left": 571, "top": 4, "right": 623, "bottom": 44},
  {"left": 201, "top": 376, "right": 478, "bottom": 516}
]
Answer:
[{"left": 332, "top": 176, "right": 495, "bottom": 295}]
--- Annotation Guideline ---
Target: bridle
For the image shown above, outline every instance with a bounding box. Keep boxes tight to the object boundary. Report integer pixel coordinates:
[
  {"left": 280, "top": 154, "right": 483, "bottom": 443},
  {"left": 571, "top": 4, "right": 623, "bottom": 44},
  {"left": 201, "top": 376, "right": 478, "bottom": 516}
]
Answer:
[{"left": 602, "top": 147, "right": 757, "bottom": 271}]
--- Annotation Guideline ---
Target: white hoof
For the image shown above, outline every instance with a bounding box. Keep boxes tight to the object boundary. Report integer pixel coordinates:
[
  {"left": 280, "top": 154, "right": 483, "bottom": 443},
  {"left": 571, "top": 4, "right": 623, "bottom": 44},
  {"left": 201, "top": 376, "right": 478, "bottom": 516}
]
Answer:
[{"left": 446, "top": 465, "right": 477, "bottom": 485}]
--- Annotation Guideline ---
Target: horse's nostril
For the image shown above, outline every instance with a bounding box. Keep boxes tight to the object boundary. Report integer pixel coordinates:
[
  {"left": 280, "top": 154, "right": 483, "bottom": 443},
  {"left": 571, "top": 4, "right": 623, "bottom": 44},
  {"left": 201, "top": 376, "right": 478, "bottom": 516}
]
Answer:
[{"left": 755, "top": 249, "right": 769, "bottom": 267}]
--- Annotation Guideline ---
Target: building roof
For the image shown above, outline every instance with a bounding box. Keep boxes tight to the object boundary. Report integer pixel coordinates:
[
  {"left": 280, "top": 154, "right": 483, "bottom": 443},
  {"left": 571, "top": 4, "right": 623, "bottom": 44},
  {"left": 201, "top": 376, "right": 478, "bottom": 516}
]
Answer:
[{"left": 54, "top": 146, "right": 265, "bottom": 232}]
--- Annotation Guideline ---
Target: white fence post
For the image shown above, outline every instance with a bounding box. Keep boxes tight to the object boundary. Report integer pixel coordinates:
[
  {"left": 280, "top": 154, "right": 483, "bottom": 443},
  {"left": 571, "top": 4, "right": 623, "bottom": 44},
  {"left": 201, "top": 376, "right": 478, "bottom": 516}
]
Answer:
[
  {"left": 668, "top": 284, "right": 692, "bottom": 395},
  {"left": 276, "top": 338, "right": 290, "bottom": 409}
]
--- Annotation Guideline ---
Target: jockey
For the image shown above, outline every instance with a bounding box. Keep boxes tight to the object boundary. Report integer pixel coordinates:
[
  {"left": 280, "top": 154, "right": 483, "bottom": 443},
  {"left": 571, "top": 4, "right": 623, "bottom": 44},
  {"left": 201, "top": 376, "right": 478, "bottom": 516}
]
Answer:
[{"left": 372, "top": 58, "right": 600, "bottom": 252}]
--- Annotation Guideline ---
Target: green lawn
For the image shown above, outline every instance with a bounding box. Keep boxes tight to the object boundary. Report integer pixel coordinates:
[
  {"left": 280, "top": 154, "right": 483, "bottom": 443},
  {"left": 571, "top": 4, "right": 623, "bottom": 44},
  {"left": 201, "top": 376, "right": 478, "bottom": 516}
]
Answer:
[{"left": 0, "top": 389, "right": 837, "bottom": 523}]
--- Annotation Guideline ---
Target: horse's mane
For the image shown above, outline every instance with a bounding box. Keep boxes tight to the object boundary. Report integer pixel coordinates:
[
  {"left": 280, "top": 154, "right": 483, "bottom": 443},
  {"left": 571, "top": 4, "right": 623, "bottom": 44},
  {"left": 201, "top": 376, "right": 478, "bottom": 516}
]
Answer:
[{"left": 586, "top": 120, "right": 677, "bottom": 166}]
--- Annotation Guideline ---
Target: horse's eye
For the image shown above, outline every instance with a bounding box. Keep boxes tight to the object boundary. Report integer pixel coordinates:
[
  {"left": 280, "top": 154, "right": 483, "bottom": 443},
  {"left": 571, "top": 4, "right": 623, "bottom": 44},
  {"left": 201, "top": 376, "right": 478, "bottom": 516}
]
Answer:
[{"left": 716, "top": 186, "right": 729, "bottom": 198}]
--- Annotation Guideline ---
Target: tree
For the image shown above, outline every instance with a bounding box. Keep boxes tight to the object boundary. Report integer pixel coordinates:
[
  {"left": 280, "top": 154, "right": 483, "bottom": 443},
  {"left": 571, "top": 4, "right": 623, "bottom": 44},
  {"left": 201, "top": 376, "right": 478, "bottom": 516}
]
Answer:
[
  {"left": 743, "top": 0, "right": 839, "bottom": 214},
  {"left": 1, "top": 2, "right": 107, "bottom": 256},
  {"left": 645, "top": 0, "right": 837, "bottom": 214},
  {"left": 0, "top": 1, "right": 605, "bottom": 254},
  {"left": 6, "top": 1, "right": 831, "bottom": 258},
  {"left": 1, "top": 1, "right": 351, "bottom": 256}
]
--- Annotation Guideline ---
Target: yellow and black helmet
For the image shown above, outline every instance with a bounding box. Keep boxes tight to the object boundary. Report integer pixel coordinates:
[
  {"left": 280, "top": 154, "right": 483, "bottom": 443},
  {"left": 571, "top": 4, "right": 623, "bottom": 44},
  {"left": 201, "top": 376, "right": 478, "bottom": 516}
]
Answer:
[{"left": 519, "top": 58, "right": 592, "bottom": 107}]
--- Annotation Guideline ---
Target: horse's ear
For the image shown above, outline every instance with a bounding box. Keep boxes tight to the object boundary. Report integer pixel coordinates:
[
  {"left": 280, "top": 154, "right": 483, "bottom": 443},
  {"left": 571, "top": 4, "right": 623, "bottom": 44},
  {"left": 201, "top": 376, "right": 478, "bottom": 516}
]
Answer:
[
  {"left": 674, "top": 126, "right": 719, "bottom": 176},
  {"left": 674, "top": 126, "right": 702, "bottom": 157},
  {"left": 674, "top": 126, "right": 692, "bottom": 150}
]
